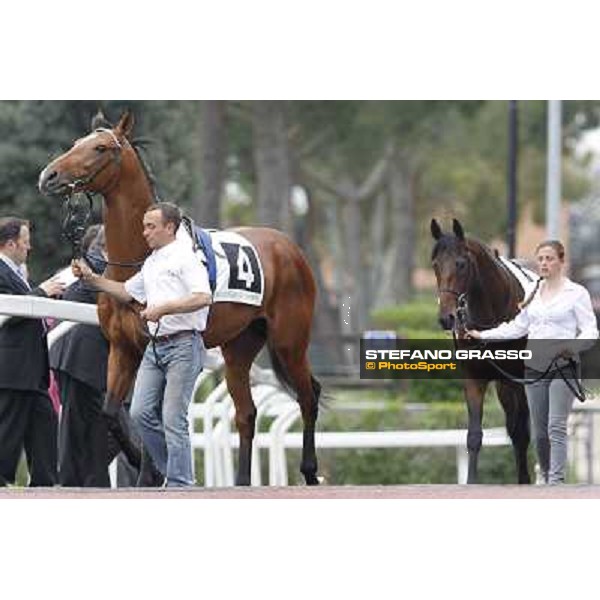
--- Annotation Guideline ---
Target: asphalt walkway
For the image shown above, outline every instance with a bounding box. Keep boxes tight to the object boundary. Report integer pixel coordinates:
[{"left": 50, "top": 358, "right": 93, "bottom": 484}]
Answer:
[{"left": 3, "top": 484, "right": 600, "bottom": 499}]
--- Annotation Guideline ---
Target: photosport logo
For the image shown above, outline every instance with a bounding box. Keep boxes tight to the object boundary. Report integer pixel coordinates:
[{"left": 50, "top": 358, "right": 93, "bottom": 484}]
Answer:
[{"left": 359, "top": 335, "right": 600, "bottom": 380}]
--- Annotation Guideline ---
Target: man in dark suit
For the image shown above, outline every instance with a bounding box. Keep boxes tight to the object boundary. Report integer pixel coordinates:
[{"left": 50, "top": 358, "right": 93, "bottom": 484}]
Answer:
[
  {"left": 0, "top": 216, "right": 65, "bottom": 486},
  {"left": 50, "top": 225, "right": 112, "bottom": 487}
]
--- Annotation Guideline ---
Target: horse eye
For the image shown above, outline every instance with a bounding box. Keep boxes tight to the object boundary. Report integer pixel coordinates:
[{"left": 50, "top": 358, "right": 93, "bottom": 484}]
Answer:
[
  {"left": 456, "top": 259, "right": 467, "bottom": 271},
  {"left": 95, "top": 145, "right": 108, "bottom": 153}
]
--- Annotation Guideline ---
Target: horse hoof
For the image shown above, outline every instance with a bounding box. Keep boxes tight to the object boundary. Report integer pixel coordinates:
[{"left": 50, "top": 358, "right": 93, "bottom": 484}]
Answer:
[
  {"left": 137, "top": 469, "right": 165, "bottom": 488},
  {"left": 304, "top": 474, "right": 320, "bottom": 486}
]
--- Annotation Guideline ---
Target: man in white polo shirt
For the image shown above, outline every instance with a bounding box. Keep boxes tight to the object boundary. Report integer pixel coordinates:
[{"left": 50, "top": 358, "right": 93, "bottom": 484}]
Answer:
[{"left": 72, "top": 202, "right": 212, "bottom": 487}]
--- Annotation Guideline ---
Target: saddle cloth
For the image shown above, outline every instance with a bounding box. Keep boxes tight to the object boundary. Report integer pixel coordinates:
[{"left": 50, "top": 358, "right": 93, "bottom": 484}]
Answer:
[
  {"left": 177, "top": 225, "right": 264, "bottom": 306},
  {"left": 499, "top": 256, "right": 539, "bottom": 297}
]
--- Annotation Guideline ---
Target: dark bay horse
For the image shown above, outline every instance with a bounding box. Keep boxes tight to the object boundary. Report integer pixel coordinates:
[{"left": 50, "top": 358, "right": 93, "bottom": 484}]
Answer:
[
  {"left": 431, "top": 218, "right": 531, "bottom": 483},
  {"left": 39, "top": 111, "right": 321, "bottom": 486}
]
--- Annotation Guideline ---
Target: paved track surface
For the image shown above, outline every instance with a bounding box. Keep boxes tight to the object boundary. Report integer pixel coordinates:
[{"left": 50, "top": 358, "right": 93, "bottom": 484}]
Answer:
[{"left": 3, "top": 485, "right": 600, "bottom": 499}]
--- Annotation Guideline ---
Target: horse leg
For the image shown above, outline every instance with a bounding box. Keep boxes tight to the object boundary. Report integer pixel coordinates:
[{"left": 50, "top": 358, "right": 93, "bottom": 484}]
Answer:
[
  {"left": 276, "top": 351, "right": 319, "bottom": 485},
  {"left": 103, "top": 347, "right": 163, "bottom": 486},
  {"left": 495, "top": 381, "right": 531, "bottom": 484},
  {"left": 266, "top": 335, "right": 320, "bottom": 485},
  {"left": 102, "top": 349, "right": 140, "bottom": 465},
  {"left": 221, "top": 326, "right": 266, "bottom": 486},
  {"left": 464, "top": 378, "right": 487, "bottom": 484}
]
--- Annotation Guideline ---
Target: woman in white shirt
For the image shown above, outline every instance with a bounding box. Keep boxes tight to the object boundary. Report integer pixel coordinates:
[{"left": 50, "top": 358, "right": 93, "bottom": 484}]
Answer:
[{"left": 467, "top": 240, "right": 599, "bottom": 484}]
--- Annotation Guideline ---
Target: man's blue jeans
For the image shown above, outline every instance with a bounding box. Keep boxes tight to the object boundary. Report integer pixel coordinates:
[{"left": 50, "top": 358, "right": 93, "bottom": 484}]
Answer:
[{"left": 130, "top": 331, "right": 204, "bottom": 487}]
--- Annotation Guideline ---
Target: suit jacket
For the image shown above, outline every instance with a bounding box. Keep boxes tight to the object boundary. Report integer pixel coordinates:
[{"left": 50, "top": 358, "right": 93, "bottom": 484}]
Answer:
[
  {"left": 0, "top": 259, "right": 50, "bottom": 393},
  {"left": 49, "top": 254, "right": 109, "bottom": 393}
]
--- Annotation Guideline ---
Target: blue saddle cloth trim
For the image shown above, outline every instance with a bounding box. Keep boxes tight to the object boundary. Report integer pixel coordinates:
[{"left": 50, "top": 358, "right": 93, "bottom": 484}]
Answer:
[{"left": 193, "top": 226, "right": 217, "bottom": 293}]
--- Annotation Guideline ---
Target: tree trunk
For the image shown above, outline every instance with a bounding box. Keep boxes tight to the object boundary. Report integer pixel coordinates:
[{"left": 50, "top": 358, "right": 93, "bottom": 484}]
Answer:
[
  {"left": 194, "top": 100, "right": 226, "bottom": 228},
  {"left": 341, "top": 196, "right": 364, "bottom": 333},
  {"left": 369, "top": 192, "right": 387, "bottom": 307},
  {"left": 375, "top": 160, "right": 415, "bottom": 307},
  {"left": 251, "top": 101, "right": 292, "bottom": 232},
  {"left": 391, "top": 160, "right": 415, "bottom": 303},
  {"left": 302, "top": 189, "right": 345, "bottom": 368}
]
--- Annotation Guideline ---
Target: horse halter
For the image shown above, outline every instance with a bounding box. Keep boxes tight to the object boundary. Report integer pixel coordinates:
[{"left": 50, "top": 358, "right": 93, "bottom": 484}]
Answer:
[
  {"left": 438, "top": 288, "right": 469, "bottom": 330},
  {"left": 61, "top": 129, "right": 123, "bottom": 256},
  {"left": 436, "top": 250, "right": 475, "bottom": 332},
  {"left": 61, "top": 194, "right": 94, "bottom": 258}
]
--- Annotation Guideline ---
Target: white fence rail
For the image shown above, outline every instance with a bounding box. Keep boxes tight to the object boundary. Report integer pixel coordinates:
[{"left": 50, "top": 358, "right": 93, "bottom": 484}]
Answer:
[
  {"left": 0, "top": 294, "right": 98, "bottom": 327},
  {"left": 1, "top": 295, "right": 596, "bottom": 486}
]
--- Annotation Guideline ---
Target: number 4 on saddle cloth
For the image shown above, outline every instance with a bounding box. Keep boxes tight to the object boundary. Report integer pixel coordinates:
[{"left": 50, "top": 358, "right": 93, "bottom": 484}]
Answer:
[{"left": 179, "top": 216, "right": 264, "bottom": 306}]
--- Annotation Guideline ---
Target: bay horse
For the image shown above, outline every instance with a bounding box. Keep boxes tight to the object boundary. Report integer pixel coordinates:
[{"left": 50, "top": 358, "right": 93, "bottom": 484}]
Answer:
[
  {"left": 430, "top": 218, "right": 531, "bottom": 483},
  {"left": 39, "top": 111, "right": 321, "bottom": 486}
]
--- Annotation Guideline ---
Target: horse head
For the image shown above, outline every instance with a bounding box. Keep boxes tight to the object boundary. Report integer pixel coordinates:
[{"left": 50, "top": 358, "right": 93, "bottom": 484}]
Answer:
[
  {"left": 38, "top": 111, "right": 136, "bottom": 199},
  {"left": 430, "top": 218, "right": 474, "bottom": 331}
]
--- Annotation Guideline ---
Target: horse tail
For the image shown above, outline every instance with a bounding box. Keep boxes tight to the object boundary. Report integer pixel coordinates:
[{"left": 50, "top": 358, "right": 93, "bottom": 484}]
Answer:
[
  {"left": 267, "top": 344, "right": 327, "bottom": 408},
  {"left": 266, "top": 344, "right": 296, "bottom": 396}
]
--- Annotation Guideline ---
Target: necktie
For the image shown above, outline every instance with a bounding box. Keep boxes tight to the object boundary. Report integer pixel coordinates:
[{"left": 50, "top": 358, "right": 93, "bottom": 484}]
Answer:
[
  {"left": 17, "top": 266, "right": 30, "bottom": 290},
  {"left": 16, "top": 265, "right": 47, "bottom": 332}
]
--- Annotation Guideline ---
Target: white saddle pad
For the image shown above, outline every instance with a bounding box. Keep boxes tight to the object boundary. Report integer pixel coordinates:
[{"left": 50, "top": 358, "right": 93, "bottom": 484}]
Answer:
[
  {"left": 499, "top": 256, "right": 539, "bottom": 297},
  {"left": 177, "top": 227, "right": 265, "bottom": 306}
]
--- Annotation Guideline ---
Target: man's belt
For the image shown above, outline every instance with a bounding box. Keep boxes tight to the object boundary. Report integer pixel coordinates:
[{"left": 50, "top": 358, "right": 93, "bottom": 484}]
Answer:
[{"left": 153, "top": 330, "right": 197, "bottom": 344}]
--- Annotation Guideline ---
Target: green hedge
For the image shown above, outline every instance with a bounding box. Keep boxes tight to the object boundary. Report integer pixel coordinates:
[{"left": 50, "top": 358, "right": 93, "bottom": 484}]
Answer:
[
  {"left": 371, "top": 297, "right": 439, "bottom": 333},
  {"left": 283, "top": 395, "right": 531, "bottom": 485}
]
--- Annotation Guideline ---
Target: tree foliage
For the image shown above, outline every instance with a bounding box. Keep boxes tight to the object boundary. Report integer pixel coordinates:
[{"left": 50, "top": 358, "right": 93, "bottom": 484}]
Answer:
[
  {"left": 0, "top": 100, "right": 596, "bottom": 345},
  {"left": 0, "top": 101, "right": 201, "bottom": 281}
]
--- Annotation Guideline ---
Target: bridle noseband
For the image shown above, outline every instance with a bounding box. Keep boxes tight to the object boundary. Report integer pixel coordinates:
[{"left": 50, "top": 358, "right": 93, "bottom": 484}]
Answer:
[
  {"left": 436, "top": 250, "right": 475, "bottom": 333},
  {"left": 438, "top": 288, "right": 469, "bottom": 331}
]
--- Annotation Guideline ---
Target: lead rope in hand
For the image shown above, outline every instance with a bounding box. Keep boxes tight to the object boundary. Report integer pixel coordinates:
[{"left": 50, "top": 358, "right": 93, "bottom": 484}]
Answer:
[
  {"left": 474, "top": 350, "right": 588, "bottom": 402},
  {"left": 142, "top": 318, "right": 167, "bottom": 374},
  {"left": 452, "top": 325, "right": 585, "bottom": 393},
  {"left": 555, "top": 358, "right": 588, "bottom": 403}
]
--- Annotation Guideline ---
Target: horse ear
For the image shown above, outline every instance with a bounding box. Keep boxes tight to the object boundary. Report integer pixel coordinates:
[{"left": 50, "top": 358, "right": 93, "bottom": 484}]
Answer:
[
  {"left": 430, "top": 219, "right": 443, "bottom": 240},
  {"left": 115, "top": 110, "right": 135, "bottom": 139},
  {"left": 452, "top": 218, "right": 465, "bottom": 240},
  {"left": 91, "top": 109, "right": 111, "bottom": 130}
]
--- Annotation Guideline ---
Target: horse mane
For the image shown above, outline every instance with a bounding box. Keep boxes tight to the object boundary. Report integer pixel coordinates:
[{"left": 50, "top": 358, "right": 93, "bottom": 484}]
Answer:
[
  {"left": 464, "top": 237, "right": 521, "bottom": 293},
  {"left": 432, "top": 233, "right": 505, "bottom": 273},
  {"left": 92, "top": 111, "right": 161, "bottom": 202},
  {"left": 464, "top": 236, "right": 524, "bottom": 324},
  {"left": 128, "top": 137, "right": 162, "bottom": 202},
  {"left": 465, "top": 237, "right": 502, "bottom": 269}
]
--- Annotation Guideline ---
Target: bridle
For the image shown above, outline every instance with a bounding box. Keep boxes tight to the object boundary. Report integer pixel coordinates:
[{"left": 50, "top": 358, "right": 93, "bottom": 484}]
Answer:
[
  {"left": 437, "top": 248, "right": 519, "bottom": 334},
  {"left": 60, "top": 128, "right": 147, "bottom": 268},
  {"left": 436, "top": 247, "right": 476, "bottom": 334},
  {"left": 66, "top": 128, "right": 123, "bottom": 195},
  {"left": 438, "top": 288, "right": 469, "bottom": 333}
]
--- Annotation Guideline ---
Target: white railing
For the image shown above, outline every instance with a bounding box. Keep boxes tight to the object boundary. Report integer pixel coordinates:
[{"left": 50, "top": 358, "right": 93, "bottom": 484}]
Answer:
[
  {"left": 2, "top": 295, "right": 590, "bottom": 487},
  {"left": 0, "top": 294, "right": 98, "bottom": 327},
  {"left": 195, "top": 412, "right": 511, "bottom": 485}
]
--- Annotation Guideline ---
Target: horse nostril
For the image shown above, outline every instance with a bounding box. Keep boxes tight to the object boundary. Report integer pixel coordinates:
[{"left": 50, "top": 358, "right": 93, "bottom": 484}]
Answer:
[
  {"left": 39, "top": 169, "right": 60, "bottom": 194},
  {"left": 439, "top": 314, "right": 455, "bottom": 330}
]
